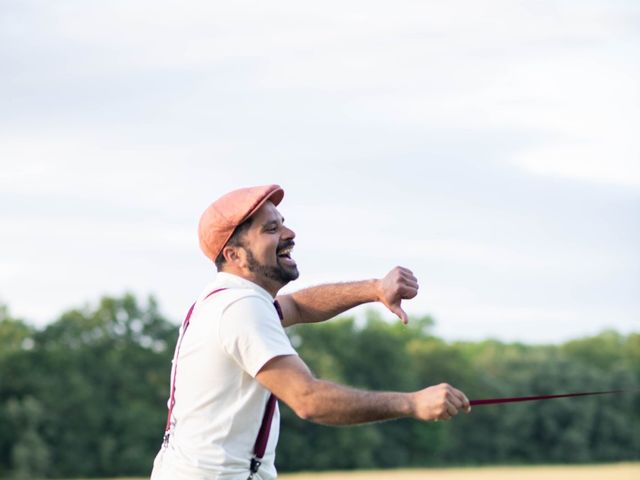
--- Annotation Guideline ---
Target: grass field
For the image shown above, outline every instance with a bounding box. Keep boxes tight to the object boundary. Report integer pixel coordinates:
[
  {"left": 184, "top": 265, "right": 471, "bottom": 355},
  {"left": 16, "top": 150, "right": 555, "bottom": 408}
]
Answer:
[
  {"left": 88, "top": 463, "right": 640, "bottom": 480},
  {"left": 279, "top": 463, "right": 640, "bottom": 480}
]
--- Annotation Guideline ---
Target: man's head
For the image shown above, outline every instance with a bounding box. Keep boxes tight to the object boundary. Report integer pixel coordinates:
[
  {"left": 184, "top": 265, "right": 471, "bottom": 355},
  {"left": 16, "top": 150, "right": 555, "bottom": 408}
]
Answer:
[{"left": 198, "top": 184, "right": 299, "bottom": 294}]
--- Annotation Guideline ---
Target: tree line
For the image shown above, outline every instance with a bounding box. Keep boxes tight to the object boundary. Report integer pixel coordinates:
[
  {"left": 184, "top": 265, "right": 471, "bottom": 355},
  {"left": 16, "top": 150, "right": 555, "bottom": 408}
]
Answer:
[{"left": 0, "top": 294, "right": 638, "bottom": 478}]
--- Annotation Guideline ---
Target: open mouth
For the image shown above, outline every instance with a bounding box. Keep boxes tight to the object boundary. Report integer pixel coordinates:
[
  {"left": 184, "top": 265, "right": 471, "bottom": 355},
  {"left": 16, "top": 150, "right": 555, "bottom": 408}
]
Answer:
[{"left": 277, "top": 243, "right": 294, "bottom": 260}]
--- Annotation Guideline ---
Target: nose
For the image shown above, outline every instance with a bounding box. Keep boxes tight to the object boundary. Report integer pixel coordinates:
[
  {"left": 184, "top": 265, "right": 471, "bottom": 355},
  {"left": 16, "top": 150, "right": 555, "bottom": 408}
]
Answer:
[{"left": 283, "top": 225, "right": 296, "bottom": 240}]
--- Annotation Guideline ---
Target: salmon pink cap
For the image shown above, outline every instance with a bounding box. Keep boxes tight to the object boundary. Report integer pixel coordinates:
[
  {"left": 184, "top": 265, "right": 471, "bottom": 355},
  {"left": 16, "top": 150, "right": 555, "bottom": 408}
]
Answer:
[{"left": 198, "top": 184, "right": 284, "bottom": 262}]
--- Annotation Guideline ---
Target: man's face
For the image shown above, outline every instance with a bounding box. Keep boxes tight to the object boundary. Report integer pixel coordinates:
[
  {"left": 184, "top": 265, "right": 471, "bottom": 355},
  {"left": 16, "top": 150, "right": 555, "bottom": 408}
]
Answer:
[{"left": 238, "top": 201, "right": 299, "bottom": 288}]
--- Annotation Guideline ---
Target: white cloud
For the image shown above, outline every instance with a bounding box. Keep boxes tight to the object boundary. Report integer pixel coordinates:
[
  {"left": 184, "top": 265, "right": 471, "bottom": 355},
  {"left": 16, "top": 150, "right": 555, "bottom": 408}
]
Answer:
[
  {"left": 0, "top": 134, "right": 254, "bottom": 207},
  {"left": 513, "top": 146, "right": 640, "bottom": 187},
  {"left": 1, "top": 0, "right": 638, "bottom": 341},
  {"left": 487, "top": 53, "right": 640, "bottom": 187},
  {"left": 430, "top": 303, "right": 639, "bottom": 343}
]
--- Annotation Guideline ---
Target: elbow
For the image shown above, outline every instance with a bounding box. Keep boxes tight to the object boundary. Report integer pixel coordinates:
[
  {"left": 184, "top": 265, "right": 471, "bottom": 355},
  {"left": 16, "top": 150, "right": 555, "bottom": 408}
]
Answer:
[
  {"left": 294, "top": 403, "right": 315, "bottom": 421},
  {"left": 289, "top": 381, "right": 321, "bottom": 422}
]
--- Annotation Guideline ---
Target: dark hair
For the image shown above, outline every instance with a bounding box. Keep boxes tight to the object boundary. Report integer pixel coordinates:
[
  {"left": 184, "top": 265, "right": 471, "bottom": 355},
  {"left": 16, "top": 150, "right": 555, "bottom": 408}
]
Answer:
[{"left": 214, "top": 217, "right": 254, "bottom": 270}]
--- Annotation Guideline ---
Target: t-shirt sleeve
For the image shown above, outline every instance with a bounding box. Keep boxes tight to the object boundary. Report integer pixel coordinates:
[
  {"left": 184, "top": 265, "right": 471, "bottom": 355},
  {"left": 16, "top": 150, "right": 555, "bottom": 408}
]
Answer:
[{"left": 218, "top": 294, "right": 298, "bottom": 377}]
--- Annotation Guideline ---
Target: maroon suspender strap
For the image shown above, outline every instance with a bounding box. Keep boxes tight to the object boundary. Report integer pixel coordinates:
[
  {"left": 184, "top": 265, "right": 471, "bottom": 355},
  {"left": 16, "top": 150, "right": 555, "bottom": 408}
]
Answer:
[
  {"left": 163, "top": 290, "right": 283, "bottom": 479},
  {"left": 248, "top": 300, "right": 283, "bottom": 479},
  {"left": 163, "top": 288, "right": 228, "bottom": 443},
  {"left": 253, "top": 394, "right": 277, "bottom": 458}
]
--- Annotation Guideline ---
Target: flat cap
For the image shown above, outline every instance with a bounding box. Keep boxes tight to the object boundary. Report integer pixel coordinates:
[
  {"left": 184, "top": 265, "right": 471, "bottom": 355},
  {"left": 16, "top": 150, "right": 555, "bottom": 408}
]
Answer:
[{"left": 198, "top": 184, "right": 284, "bottom": 262}]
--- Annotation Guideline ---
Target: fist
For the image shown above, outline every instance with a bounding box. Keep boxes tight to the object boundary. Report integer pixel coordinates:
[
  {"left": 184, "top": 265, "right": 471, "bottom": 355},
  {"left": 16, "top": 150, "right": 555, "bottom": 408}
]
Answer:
[{"left": 410, "top": 383, "right": 471, "bottom": 421}]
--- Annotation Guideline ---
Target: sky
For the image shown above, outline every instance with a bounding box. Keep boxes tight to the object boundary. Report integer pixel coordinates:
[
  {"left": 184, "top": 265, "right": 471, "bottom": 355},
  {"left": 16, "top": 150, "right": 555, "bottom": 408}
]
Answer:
[{"left": 1, "top": 0, "right": 638, "bottom": 343}]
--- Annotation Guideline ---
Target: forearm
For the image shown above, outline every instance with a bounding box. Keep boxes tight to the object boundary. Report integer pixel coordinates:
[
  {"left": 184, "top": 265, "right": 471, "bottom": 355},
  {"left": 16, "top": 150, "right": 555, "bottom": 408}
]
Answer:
[
  {"left": 257, "top": 355, "right": 469, "bottom": 425},
  {"left": 294, "top": 379, "right": 413, "bottom": 425},
  {"left": 278, "top": 279, "right": 381, "bottom": 327}
]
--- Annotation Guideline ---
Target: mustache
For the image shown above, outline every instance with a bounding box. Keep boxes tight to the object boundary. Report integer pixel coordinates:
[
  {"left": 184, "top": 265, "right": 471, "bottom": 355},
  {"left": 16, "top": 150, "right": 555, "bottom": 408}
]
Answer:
[{"left": 277, "top": 240, "right": 295, "bottom": 253}]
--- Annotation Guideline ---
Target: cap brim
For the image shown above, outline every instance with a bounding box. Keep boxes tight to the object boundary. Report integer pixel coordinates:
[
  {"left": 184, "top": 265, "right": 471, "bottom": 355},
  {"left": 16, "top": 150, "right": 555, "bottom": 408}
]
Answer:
[{"left": 239, "top": 185, "right": 284, "bottom": 224}]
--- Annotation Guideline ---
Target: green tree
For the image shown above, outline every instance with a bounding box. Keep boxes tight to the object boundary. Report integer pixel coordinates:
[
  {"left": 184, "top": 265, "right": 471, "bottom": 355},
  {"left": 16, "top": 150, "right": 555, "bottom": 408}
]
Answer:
[
  {"left": 1, "top": 296, "right": 638, "bottom": 476},
  {"left": 6, "top": 396, "right": 50, "bottom": 479},
  {"left": 0, "top": 306, "right": 39, "bottom": 477},
  {"left": 0, "top": 294, "right": 177, "bottom": 477}
]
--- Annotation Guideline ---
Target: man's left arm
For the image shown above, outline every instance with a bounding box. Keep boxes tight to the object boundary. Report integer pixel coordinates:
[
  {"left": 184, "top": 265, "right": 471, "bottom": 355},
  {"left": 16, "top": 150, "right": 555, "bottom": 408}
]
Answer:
[{"left": 276, "top": 266, "right": 419, "bottom": 328}]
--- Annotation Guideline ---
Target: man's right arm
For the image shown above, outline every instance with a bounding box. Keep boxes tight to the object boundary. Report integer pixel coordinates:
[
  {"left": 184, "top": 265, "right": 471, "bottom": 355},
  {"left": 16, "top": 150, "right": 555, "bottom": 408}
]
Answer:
[{"left": 255, "top": 355, "right": 471, "bottom": 425}]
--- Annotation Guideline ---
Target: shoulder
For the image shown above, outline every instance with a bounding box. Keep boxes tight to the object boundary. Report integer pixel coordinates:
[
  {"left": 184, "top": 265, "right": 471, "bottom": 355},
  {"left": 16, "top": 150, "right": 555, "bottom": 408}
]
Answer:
[
  {"left": 222, "top": 293, "right": 279, "bottom": 326},
  {"left": 195, "top": 288, "right": 278, "bottom": 325},
  {"left": 196, "top": 287, "right": 272, "bottom": 311}
]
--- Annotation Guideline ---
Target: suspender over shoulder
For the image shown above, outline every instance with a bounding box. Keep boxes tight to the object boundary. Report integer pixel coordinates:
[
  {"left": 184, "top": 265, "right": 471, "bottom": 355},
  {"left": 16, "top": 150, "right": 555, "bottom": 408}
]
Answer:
[{"left": 162, "top": 288, "right": 281, "bottom": 480}]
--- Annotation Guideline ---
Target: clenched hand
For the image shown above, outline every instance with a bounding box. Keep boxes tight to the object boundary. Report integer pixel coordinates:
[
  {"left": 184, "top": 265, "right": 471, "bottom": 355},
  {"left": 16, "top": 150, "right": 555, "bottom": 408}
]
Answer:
[{"left": 410, "top": 383, "right": 471, "bottom": 421}]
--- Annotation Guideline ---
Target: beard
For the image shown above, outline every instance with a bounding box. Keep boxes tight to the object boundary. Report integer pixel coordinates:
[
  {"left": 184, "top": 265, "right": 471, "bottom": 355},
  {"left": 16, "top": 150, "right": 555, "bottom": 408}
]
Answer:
[{"left": 245, "top": 246, "right": 299, "bottom": 285}]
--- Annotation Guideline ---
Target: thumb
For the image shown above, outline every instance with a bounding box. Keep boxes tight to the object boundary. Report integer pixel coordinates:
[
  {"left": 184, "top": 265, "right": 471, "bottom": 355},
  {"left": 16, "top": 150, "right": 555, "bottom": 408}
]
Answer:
[{"left": 389, "top": 303, "right": 408, "bottom": 325}]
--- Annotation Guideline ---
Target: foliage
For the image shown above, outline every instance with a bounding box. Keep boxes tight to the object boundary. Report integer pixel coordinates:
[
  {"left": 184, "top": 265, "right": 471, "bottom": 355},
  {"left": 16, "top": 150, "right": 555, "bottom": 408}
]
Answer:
[
  {"left": 278, "top": 316, "right": 639, "bottom": 471},
  {"left": 0, "top": 298, "right": 637, "bottom": 477},
  {"left": 0, "top": 296, "right": 176, "bottom": 478}
]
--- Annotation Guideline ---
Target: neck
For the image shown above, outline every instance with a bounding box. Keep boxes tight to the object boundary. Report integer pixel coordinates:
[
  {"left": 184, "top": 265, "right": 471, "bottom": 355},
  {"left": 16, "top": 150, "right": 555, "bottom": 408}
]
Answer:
[{"left": 220, "top": 267, "right": 282, "bottom": 298}]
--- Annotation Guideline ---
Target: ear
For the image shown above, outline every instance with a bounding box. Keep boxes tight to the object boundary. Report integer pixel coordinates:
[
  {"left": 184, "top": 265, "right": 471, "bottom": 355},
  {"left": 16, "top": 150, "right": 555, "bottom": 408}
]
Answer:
[{"left": 222, "top": 244, "right": 245, "bottom": 266}]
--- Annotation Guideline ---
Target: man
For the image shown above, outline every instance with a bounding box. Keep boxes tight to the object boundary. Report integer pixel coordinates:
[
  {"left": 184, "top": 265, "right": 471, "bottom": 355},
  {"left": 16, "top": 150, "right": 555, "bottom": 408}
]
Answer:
[{"left": 151, "top": 184, "right": 470, "bottom": 480}]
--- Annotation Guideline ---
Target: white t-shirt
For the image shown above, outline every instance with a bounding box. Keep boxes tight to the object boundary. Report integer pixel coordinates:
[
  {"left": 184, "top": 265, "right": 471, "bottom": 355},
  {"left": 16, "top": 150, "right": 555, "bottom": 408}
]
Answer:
[{"left": 151, "top": 272, "right": 298, "bottom": 480}]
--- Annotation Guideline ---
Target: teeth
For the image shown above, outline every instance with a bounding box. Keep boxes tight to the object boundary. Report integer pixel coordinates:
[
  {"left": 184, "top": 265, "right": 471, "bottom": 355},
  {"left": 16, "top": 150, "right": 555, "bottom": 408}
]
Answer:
[{"left": 278, "top": 246, "right": 293, "bottom": 256}]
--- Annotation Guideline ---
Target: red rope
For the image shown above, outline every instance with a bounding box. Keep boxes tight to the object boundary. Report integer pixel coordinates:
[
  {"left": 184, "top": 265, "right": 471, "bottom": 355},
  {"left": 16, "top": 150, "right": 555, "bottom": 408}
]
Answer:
[{"left": 469, "top": 389, "right": 625, "bottom": 406}]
